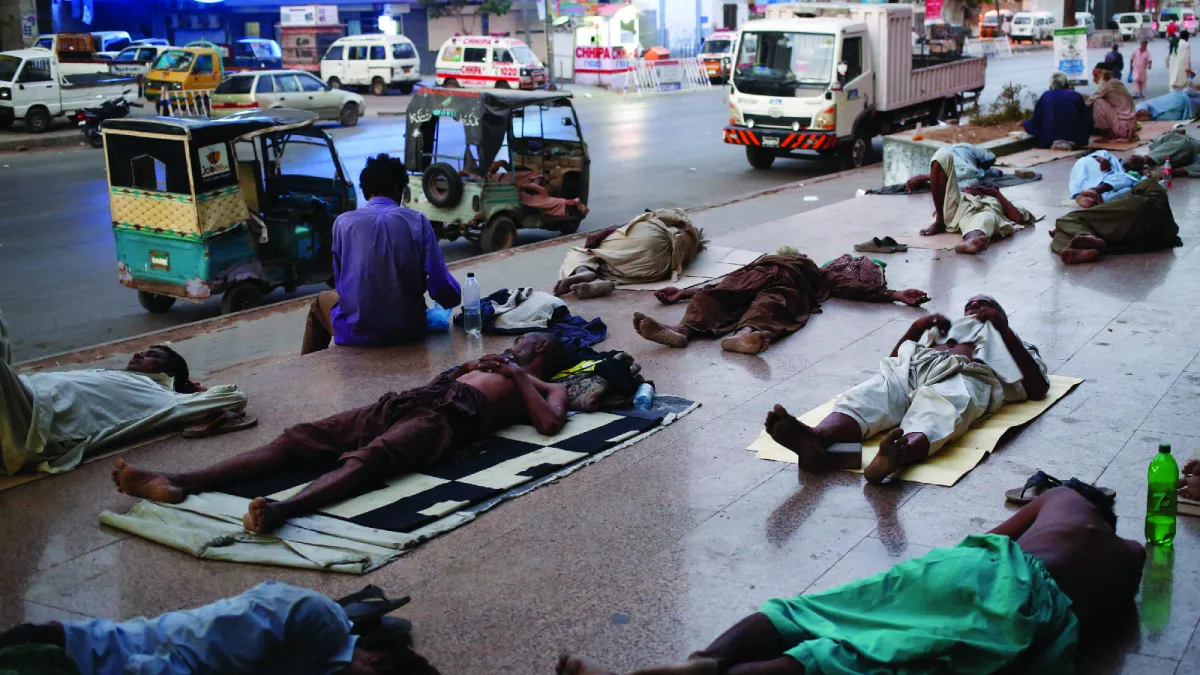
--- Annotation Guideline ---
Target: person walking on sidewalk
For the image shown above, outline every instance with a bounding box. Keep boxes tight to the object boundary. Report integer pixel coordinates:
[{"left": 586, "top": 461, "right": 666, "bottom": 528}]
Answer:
[
  {"left": 301, "top": 154, "right": 461, "bottom": 355},
  {"left": 1171, "top": 31, "right": 1193, "bottom": 91},
  {"left": 1131, "top": 40, "right": 1153, "bottom": 99}
]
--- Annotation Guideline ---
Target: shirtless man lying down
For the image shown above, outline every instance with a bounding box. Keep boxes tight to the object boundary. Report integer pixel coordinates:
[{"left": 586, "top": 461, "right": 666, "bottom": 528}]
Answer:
[{"left": 112, "top": 333, "right": 569, "bottom": 533}]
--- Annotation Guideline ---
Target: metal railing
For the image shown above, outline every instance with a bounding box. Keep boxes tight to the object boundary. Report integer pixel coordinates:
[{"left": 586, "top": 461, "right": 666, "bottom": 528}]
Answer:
[
  {"left": 612, "top": 57, "right": 712, "bottom": 95},
  {"left": 156, "top": 89, "right": 216, "bottom": 117}
]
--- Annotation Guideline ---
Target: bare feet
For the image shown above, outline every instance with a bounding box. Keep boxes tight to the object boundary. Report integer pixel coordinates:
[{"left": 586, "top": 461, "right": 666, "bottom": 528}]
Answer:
[
  {"left": 573, "top": 280, "right": 616, "bottom": 299},
  {"left": 955, "top": 234, "right": 991, "bottom": 255},
  {"left": 112, "top": 458, "right": 186, "bottom": 503},
  {"left": 242, "top": 497, "right": 287, "bottom": 534},
  {"left": 556, "top": 654, "right": 617, "bottom": 675},
  {"left": 1060, "top": 248, "right": 1103, "bottom": 265},
  {"left": 863, "top": 429, "right": 906, "bottom": 484},
  {"left": 1067, "top": 234, "right": 1107, "bottom": 250},
  {"left": 720, "top": 328, "right": 771, "bottom": 354},
  {"left": 920, "top": 221, "right": 946, "bottom": 236},
  {"left": 765, "top": 404, "right": 826, "bottom": 468},
  {"left": 633, "top": 312, "right": 688, "bottom": 348},
  {"left": 555, "top": 270, "right": 598, "bottom": 296}
]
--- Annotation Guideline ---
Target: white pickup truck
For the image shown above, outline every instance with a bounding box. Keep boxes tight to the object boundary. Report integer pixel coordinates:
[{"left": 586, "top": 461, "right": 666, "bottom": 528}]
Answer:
[
  {"left": 0, "top": 49, "right": 136, "bottom": 133},
  {"left": 724, "top": 3, "right": 986, "bottom": 169}
]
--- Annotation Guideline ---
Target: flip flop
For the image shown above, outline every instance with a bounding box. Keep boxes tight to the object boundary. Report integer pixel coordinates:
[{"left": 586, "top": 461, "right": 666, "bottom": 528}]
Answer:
[
  {"left": 1004, "top": 470, "right": 1062, "bottom": 505},
  {"left": 181, "top": 410, "right": 258, "bottom": 439},
  {"left": 337, "top": 585, "right": 413, "bottom": 638},
  {"left": 853, "top": 236, "right": 908, "bottom": 253}
]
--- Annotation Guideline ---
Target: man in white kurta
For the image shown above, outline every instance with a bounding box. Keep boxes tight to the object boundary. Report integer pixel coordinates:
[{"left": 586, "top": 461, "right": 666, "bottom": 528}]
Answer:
[
  {"left": 0, "top": 310, "right": 248, "bottom": 475},
  {"left": 763, "top": 296, "right": 1049, "bottom": 483},
  {"left": 1171, "top": 32, "right": 1193, "bottom": 91},
  {"left": 555, "top": 208, "right": 704, "bottom": 297}
]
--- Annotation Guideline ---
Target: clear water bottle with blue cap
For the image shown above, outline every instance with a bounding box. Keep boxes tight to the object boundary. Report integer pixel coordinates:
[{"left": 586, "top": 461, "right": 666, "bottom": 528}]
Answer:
[{"left": 463, "top": 273, "right": 482, "bottom": 336}]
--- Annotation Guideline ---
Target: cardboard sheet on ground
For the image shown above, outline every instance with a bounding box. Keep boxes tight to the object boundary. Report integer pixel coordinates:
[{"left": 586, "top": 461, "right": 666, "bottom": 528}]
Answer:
[
  {"left": 894, "top": 223, "right": 1036, "bottom": 251},
  {"left": 103, "top": 397, "right": 699, "bottom": 573},
  {"left": 995, "top": 148, "right": 1080, "bottom": 168},
  {"left": 746, "top": 375, "right": 1083, "bottom": 487},
  {"left": 620, "top": 247, "right": 764, "bottom": 291},
  {"left": 1089, "top": 121, "right": 1179, "bottom": 151}
]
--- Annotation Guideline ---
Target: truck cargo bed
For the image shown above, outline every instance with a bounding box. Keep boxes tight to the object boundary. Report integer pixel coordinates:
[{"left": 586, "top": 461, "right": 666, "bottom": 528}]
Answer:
[
  {"left": 63, "top": 72, "right": 134, "bottom": 87},
  {"left": 890, "top": 54, "right": 986, "bottom": 111}
]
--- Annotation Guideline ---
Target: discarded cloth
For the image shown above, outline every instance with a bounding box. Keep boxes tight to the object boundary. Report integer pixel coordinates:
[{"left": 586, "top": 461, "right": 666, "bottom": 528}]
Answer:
[
  {"left": 491, "top": 289, "right": 567, "bottom": 331},
  {"left": 759, "top": 534, "right": 1078, "bottom": 674},
  {"left": 453, "top": 288, "right": 607, "bottom": 350},
  {"left": 0, "top": 312, "right": 247, "bottom": 476},
  {"left": 558, "top": 208, "right": 703, "bottom": 284},
  {"left": 1053, "top": 178, "right": 1183, "bottom": 254},
  {"left": 551, "top": 350, "right": 643, "bottom": 411},
  {"left": 1068, "top": 150, "right": 1138, "bottom": 201}
]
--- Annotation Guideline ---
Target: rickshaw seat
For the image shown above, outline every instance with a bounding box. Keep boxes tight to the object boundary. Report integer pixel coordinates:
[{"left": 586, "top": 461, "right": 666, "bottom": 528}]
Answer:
[{"left": 238, "top": 160, "right": 262, "bottom": 213}]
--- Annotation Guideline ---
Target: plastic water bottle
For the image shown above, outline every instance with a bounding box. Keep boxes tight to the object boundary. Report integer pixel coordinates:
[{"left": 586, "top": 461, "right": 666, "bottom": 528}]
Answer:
[
  {"left": 1146, "top": 443, "right": 1179, "bottom": 546},
  {"left": 1163, "top": 157, "right": 1173, "bottom": 189},
  {"left": 633, "top": 383, "right": 655, "bottom": 410},
  {"left": 462, "top": 273, "right": 482, "bottom": 337}
]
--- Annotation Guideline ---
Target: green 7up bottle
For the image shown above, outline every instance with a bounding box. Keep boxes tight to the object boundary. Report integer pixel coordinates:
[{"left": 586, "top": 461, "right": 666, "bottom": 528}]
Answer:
[{"left": 1146, "top": 443, "right": 1179, "bottom": 546}]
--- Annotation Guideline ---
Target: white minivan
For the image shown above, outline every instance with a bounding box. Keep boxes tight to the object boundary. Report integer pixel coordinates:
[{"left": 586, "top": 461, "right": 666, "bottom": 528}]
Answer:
[
  {"left": 1116, "top": 12, "right": 1152, "bottom": 40},
  {"left": 1010, "top": 11, "right": 1056, "bottom": 43},
  {"left": 320, "top": 34, "right": 421, "bottom": 95},
  {"left": 434, "top": 35, "right": 547, "bottom": 89}
]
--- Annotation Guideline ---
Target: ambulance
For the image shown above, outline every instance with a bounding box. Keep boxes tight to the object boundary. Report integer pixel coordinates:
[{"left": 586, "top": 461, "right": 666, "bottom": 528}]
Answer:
[
  {"left": 700, "top": 30, "right": 737, "bottom": 82},
  {"left": 434, "top": 35, "right": 548, "bottom": 89}
]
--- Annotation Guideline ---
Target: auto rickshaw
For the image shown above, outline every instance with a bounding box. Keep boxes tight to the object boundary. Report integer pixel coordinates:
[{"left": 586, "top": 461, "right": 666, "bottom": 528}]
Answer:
[
  {"left": 102, "top": 109, "right": 356, "bottom": 314},
  {"left": 404, "top": 87, "right": 590, "bottom": 253}
]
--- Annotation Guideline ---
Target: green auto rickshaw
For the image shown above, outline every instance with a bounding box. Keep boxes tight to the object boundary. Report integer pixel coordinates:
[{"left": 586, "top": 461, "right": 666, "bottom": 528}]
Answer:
[
  {"left": 404, "top": 87, "right": 590, "bottom": 253},
  {"left": 103, "top": 109, "right": 356, "bottom": 314}
]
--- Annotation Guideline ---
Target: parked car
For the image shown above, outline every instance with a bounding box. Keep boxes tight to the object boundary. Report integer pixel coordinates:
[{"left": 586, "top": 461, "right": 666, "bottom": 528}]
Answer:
[
  {"left": 1010, "top": 11, "right": 1056, "bottom": 43},
  {"left": 90, "top": 31, "right": 133, "bottom": 59},
  {"left": 211, "top": 69, "right": 365, "bottom": 126},
  {"left": 320, "top": 34, "right": 420, "bottom": 95},
  {"left": 232, "top": 38, "right": 283, "bottom": 70},
  {"left": 1075, "top": 12, "right": 1096, "bottom": 36},
  {"left": 1158, "top": 7, "right": 1196, "bottom": 35},
  {"left": 129, "top": 38, "right": 170, "bottom": 47},
  {"left": 0, "top": 49, "right": 136, "bottom": 132},
  {"left": 109, "top": 44, "right": 172, "bottom": 84},
  {"left": 1115, "top": 12, "right": 1152, "bottom": 40},
  {"left": 434, "top": 35, "right": 547, "bottom": 89}
]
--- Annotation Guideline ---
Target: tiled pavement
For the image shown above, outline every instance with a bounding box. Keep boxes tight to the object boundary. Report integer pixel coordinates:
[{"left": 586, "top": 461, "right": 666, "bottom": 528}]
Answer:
[{"left": 5, "top": 151, "right": 1200, "bottom": 674}]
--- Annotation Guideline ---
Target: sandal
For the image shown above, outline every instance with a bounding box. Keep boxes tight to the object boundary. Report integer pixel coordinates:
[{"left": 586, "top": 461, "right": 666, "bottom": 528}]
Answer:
[
  {"left": 853, "top": 236, "right": 908, "bottom": 253},
  {"left": 182, "top": 410, "right": 259, "bottom": 439},
  {"left": 1004, "top": 470, "right": 1063, "bottom": 505},
  {"left": 337, "top": 585, "right": 413, "bottom": 637}
]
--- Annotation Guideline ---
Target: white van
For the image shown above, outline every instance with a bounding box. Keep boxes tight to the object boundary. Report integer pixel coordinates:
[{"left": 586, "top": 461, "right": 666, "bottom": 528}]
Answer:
[
  {"left": 1116, "top": 12, "right": 1149, "bottom": 40},
  {"left": 319, "top": 34, "right": 420, "bottom": 96},
  {"left": 434, "top": 36, "right": 547, "bottom": 89},
  {"left": 1010, "top": 11, "right": 1056, "bottom": 43}
]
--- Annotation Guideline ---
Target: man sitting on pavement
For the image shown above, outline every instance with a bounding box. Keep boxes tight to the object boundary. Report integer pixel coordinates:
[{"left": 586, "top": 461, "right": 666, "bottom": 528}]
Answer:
[
  {"left": 1069, "top": 150, "right": 1139, "bottom": 208},
  {"left": 555, "top": 209, "right": 704, "bottom": 300},
  {"left": 1, "top": 310, "right": 250, "bottom": 476},
  {"left": 558, "top": 485, "right": 1144, "bottom": 675},
  {"left": 301, "top": 154, "right": 461, "bottom": 356},
  {"left": 1088, "top": 61, "right": 1138, "bottom": 141},
  {"left": 113, "top": 333, "right": 569, "bottom": 534},
  {"left": 0, "top": 581, "right": 440, "bottom": 675},
  {"left": 632, "top": 251, "right": 930, "bottom": 355},
  {"left": 1051, "top": 178, "right": 1181, "bottom": 264},
  {"left": 763, "top": 295, "right": 1049, "bottom": 483},
  {"left": 1024, "top": 71, "right": 1092, "bottom": 149},
  {"left": 907, "top": 144, "right": 1037, "bottom": 254}
]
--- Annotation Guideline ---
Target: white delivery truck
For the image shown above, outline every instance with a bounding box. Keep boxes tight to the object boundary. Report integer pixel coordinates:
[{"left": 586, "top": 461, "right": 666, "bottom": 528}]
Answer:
[
  {"left": 0, "top": 50, "right": 136, "bottom": 133},
  {"left": 725, "top": 3, "right": 986, "bottom": 169}
]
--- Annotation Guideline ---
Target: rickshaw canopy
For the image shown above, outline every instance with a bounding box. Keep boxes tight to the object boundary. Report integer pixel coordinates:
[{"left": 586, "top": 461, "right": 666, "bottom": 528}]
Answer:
[
  {"left": 404, "top": 87, "right": 575, "bottom": 173},
  {"left": 103, "top": 109, "right": 318, "bottom": 143}
]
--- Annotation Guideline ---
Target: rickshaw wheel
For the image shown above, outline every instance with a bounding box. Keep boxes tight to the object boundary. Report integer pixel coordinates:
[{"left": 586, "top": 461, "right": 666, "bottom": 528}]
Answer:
[
  {"left": 220, "top": 282, "right": 264, "bottom": 315},
  {"left": 137, "top": 291, "right": 176, "bottom": 314},
  {"left": 480, "top": 214, "right": 518, "bottom": 253}
]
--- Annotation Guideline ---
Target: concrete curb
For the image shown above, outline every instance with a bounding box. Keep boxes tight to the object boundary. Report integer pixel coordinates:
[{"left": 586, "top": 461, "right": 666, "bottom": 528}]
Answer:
[
  {"left": 0, "top": 132, "right": 86, "bottom": 154},
  {"left": 15, "top": 163, "right": 876, "bottom": 371}
]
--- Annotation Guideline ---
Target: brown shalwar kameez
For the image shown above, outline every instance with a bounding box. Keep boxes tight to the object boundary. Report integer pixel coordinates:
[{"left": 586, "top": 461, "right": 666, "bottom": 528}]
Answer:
[{"left": 267, "top": 375, "right": 490, "bottom": 476}]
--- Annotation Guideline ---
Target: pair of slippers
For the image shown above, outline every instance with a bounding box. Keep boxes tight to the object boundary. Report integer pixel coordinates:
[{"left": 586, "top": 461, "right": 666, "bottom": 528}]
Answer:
[
  {"left": 1004, "top": 470, "right": 1115, "bottom": 505},
  {"left": 181, "top": 409, "right": 258, "bottom": 439},
  {"left": 854, "top": 236, "right": 908, "bottom": 253}
]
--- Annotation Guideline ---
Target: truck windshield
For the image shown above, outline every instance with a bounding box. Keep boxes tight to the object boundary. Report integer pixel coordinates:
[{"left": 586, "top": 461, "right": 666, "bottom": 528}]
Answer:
[
  {"left": 702, "top": 39, "right": 732, "bottom": 54},
  {"left": 0, "top": 56, "right": 18, "bottom": 82},
  {"left": 734, "top": 31, "right": 833, "bottom": 96},
  {"left": 153, "top": 50, "right": 194, "bottom": 72}
]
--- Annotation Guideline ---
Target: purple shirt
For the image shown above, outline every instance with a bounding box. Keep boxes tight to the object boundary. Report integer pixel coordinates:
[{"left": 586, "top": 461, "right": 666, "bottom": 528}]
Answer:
[{"left": 330, "top": 196, "right": 460, "bottom": 346}]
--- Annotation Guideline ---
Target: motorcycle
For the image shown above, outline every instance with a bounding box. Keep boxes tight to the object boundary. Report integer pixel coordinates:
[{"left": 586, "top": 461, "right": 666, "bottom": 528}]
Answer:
[{"left": 76, "top": 97, "right": 142, "bottom": 149}]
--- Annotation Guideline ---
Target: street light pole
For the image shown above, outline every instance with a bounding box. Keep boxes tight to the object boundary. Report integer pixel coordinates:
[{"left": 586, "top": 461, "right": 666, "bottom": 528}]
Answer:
[{"left": 544, "top": 0, "right": 557, "bottom": 90}]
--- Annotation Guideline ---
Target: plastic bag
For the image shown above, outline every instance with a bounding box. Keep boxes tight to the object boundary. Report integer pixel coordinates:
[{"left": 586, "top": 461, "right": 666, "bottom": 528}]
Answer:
[
  {"left": 425, "top": 303, "right": 452, "bottom": 332},
  {"left": 1127, "top": 70, "right": 1134, "bottom": 83}
]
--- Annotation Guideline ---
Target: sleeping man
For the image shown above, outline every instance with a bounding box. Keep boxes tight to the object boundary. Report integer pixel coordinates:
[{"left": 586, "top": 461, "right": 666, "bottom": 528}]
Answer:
[
  {"left": 112, "top": 333, "right": 569, "bottom": 534},
  {"left": 763, "top": 295, "right": 1049, "bottom": 483}
]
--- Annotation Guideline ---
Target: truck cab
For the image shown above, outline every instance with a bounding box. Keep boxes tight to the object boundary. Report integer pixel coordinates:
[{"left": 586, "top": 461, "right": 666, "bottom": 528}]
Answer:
[
  {"left": 143, "top": 47, "right": 224, "bottom": 101},
  {"left": 0, "top": 49, "right": 136, "bottom": 132},
  {"left": 724, "top": 3, "right": 984, "bottom": 171}
]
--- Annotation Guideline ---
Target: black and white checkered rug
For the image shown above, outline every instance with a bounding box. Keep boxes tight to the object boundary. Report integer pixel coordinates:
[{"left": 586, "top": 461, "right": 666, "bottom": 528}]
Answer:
[{"left": 221, "top": 396, "right": 697, "bottom": 535}]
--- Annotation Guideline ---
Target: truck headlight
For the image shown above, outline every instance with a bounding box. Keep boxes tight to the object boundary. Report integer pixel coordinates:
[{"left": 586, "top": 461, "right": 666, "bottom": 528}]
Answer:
[
  {"left": 814, "top": 105, "right": 836, "bottom": 130},
  {"left": 729, "top": 104, "right": 744, "bottom": 126},
  {"left": 0, "top": 87, "right": 9, "bottom": 101}
]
